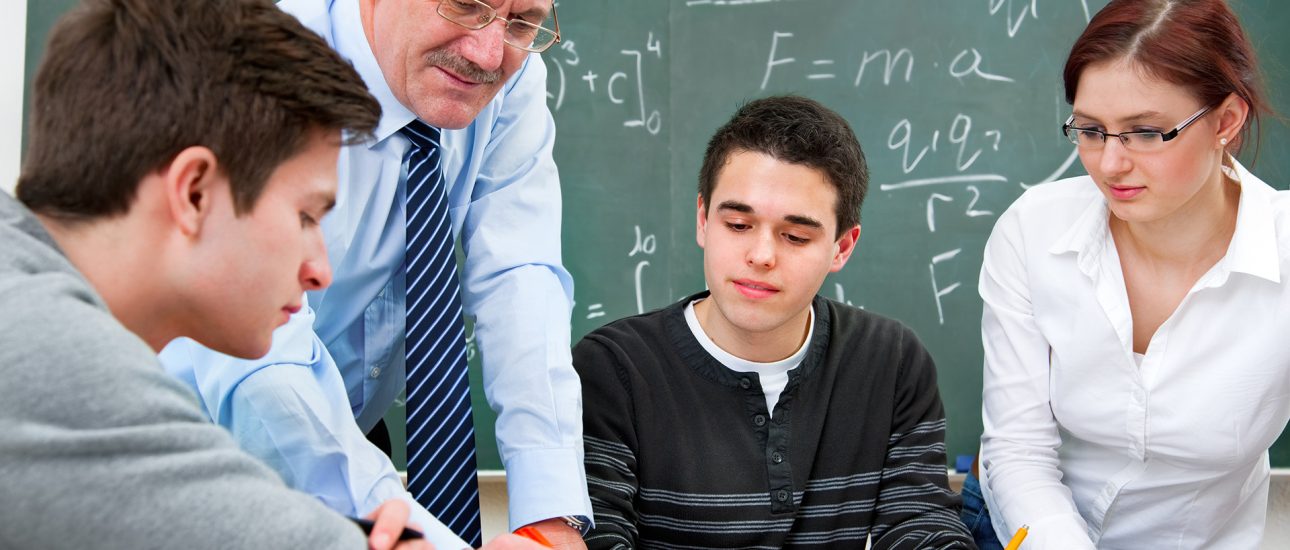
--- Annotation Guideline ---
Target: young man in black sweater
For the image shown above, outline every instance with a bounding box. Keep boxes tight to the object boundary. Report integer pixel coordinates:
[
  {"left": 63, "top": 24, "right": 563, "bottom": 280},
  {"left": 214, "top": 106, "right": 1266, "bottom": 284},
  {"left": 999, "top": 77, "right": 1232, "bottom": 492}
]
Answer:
[{"left": 574, "top": 96, "right": 975, "bottom": 549}]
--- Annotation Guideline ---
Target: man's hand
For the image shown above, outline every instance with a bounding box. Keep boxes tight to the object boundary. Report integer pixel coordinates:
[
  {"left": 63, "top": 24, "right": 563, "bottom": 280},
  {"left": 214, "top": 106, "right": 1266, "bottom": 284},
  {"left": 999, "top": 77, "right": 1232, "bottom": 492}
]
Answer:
[
  {"left": 365, "top": 500, "right": 433, "bottom": 550},
  {"left": 517, "top": 518, "right": 587, "bottom": 550}
]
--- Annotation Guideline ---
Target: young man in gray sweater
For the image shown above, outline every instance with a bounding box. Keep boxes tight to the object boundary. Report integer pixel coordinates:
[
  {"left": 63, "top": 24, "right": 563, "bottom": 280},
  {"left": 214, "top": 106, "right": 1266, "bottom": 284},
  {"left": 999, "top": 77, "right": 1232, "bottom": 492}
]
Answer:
[{"left": 0, "top": 1, "right": 538, "bottom": 549}]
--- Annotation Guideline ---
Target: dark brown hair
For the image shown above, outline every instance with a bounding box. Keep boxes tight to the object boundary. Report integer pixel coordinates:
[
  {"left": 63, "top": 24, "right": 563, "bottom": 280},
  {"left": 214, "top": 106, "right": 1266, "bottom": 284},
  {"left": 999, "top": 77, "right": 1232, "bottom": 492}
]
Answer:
[
  {"left": 699, "top": 95, "right": 868, "bottom": 237},
  {"left": 17, "top": 0, "right": 381, "bottom": 219},
  {"left": 1064, "top": 0, "right": 1270, "bottom": 155}
]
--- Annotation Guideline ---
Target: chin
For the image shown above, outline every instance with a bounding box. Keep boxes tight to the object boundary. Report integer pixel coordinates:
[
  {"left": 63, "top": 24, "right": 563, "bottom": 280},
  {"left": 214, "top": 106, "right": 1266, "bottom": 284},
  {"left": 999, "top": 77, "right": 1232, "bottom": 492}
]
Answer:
[
  {"left": 1106, "top": 202, "right": 1154, "bottom": 224},
  {"left": 233, "top": 343, "right": 274, "bottom": 360},
  {"left": 724, "top": 307, "right": 785, "bottom": 335},
  {"left": 206, "top": 336, "right": 274, "bottom": 361},
  {"left": 413, "top": 97, "right": 487, "bottom": 130}
]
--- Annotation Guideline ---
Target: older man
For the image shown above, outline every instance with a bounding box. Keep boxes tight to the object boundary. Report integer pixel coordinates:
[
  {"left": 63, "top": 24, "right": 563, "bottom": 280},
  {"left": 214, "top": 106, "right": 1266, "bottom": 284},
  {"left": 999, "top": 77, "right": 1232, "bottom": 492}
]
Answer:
[{"left": 160, "top": 0, "right": 587, "bottom": 547}]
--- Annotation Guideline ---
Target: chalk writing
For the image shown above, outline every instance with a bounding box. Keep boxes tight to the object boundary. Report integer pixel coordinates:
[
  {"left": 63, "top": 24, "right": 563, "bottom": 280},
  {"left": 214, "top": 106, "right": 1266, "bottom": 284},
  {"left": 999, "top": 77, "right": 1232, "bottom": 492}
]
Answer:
[
  {"left": 949, "top": 48, "right": 1014, "bottom": 83},
  {"left": 545, "top": 33, "right": 663, "bottom": 135},
  {"left": 883, "top": 114, "right": 1004, "bottom": 181},
  {"left": 855, "top": 48, "right": 914, "bottom": 87},
  {"left": 989, "top": 0, "right": 1039, "bottom": 38},
  {"left": 760, "top": 32, "right": 796, "bottom": 90},
  {"left": 630, "top": 225, "right": 658, "bottom": 314},
  {"left": 929, "top": 249, "right": 964, "bottom": 325},
  {"left": 834, "top": 283, "right": 860, "bottom": 308},
  {"left": 760, "top": 32, "right": 1015, "bottom": 90}
]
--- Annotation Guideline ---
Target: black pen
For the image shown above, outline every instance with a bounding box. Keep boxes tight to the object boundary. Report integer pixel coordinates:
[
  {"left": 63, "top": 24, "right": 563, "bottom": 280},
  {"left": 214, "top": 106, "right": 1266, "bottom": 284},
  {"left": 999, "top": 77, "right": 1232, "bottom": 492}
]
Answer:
[{"left": 350, "top": 517, "right": 426, "bottom": 541}]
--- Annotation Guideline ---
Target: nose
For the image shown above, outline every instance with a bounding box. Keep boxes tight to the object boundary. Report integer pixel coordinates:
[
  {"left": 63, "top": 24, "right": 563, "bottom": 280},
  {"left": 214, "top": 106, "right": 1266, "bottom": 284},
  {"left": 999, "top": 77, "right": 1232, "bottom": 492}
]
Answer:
[
  {"left": 746, "top": 230, "right": 777, "bottom": 270},
  {"left": 1097, "top": 137, "right": 1132, "bottom": 177},
  {"left": 300, "top": 236, "right": 333, "bottom": 291},
  {"left": 457, "top": 15, "right": 508, "bottom": 72}
]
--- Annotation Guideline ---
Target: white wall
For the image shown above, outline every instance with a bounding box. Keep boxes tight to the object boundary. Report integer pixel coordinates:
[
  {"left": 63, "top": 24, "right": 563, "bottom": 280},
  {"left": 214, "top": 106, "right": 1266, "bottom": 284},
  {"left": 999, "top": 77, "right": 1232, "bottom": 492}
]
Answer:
[{"left": 1, "top": 2, "right": 27, "bottom": 195}]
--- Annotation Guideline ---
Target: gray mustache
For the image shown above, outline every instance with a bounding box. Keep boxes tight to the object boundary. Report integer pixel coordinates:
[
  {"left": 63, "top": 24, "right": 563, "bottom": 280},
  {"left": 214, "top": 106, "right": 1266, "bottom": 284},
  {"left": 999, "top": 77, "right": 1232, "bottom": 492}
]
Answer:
[{"left": 425, "top": 49, "right": 502, "bottom": 84}]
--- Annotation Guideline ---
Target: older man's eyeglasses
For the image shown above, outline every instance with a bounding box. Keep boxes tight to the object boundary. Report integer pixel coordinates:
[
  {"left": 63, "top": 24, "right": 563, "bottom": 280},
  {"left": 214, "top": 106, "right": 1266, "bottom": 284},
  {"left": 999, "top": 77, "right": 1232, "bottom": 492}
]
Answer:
[
  {"left": 436, "top": 0, "right": 561, "bottom": 53},
  {"left": 1061, "top": 105, "right": 1211, "bottom": 154}
]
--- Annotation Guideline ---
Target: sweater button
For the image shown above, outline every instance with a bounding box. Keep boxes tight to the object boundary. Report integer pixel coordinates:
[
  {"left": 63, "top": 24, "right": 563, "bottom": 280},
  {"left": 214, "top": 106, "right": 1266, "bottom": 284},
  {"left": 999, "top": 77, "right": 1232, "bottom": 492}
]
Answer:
[
  {"left": 776, "top": 489, "right": 789, "bottom": 502},
  {"left": 740, "top": 377, "right": 751, "bottom": 389},
  {"left": 753, "top": 415, "right": 766, "bottom": 427},
  {"left": 771, "top": 452, "right": 783, "bottom": 464}
]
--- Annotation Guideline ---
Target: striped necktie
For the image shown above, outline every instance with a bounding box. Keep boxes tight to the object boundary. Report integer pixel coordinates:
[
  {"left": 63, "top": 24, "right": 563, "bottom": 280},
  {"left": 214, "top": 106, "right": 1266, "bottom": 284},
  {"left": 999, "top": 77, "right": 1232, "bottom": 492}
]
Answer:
[{"left": 400, "top": 120, "right": 482, "bottom": 546}]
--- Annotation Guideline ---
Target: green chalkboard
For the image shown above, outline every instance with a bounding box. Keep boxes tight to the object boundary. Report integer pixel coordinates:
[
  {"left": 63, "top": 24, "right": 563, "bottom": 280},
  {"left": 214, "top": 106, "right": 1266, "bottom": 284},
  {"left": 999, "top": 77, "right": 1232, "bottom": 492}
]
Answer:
[
  {"left": 26, "top": 1, "right": 1290, "bottom": 473},
  {"left": 540, "top": 0, "right": 1290, "bottom": 472},
  {"left": 23, "top": 0, "right": 77, "bottom": 154}
]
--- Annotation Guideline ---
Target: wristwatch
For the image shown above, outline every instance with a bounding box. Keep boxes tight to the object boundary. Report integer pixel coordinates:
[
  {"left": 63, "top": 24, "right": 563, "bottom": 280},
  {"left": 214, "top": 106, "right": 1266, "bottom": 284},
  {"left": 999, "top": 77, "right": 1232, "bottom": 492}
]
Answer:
[{"left": 561, "top": 515, "right": 590, "bottom": 536}]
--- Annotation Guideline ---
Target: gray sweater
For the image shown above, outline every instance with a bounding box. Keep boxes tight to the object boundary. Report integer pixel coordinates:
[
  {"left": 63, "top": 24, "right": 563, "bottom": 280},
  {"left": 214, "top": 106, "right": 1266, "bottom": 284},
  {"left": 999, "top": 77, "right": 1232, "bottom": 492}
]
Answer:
[{"left": 0, "top": 192, "right": 367, "bottom": 549}]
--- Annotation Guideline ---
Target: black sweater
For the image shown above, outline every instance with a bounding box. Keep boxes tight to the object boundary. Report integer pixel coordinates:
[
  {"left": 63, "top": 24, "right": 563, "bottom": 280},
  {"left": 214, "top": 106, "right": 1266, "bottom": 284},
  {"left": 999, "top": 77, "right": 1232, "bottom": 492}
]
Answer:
[{"left": 574, "top": 293, "right": 975, "bottom": 549}]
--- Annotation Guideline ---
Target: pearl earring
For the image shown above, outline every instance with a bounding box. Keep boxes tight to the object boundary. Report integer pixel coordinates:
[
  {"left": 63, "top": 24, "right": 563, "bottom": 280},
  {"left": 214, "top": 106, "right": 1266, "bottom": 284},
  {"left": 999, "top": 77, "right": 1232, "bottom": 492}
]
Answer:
[{"left": 1220, "top": 138, "right": 1229, "bottom": 146}]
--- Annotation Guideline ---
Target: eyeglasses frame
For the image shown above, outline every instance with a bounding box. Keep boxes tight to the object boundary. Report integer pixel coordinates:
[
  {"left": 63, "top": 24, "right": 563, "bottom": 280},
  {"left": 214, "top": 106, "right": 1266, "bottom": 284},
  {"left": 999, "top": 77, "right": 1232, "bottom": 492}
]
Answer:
[
  {"left": 1061, "top": 105, "right": 1212, "bottom": 150},
  {"left": 435, "top": 0, "right": 562, "bottom": 53}
]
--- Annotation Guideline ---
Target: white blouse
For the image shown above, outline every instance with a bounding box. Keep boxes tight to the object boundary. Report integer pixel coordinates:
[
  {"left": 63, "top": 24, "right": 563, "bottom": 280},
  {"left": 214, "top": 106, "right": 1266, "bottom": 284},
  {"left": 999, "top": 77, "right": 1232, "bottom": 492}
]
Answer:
[{"left": 979, "top": 160, "right": 1290, "bottom": 549}]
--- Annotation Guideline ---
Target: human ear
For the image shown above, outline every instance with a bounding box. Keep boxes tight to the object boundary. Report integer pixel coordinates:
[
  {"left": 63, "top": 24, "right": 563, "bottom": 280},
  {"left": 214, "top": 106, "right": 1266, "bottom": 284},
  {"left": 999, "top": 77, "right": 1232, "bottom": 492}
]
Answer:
[
  {"left": 1214, "top": 93, "right": 1250, "bottom": 150},
  {"left": 829, "top": 224, "right": 861, "bottom": 273},
  {"left": 695, "top": 194, "right": 708, "bottom": 250},
  {"left": 161, "top": 146, "right": 222, "bottom": 237}
]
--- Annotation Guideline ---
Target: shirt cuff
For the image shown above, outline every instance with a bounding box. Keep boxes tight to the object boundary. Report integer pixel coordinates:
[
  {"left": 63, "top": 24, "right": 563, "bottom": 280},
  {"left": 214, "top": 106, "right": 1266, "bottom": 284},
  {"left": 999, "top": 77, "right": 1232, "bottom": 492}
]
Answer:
[{"left": 503, "top": 447, "right": 593, "bottom": 531}]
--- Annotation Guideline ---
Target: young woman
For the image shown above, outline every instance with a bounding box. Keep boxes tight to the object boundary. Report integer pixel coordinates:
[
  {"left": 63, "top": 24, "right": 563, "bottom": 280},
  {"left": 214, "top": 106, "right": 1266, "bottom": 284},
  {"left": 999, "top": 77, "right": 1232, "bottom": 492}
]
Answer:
[{"left": 977, "top": 1, "right": 1283, "bottom": 548}]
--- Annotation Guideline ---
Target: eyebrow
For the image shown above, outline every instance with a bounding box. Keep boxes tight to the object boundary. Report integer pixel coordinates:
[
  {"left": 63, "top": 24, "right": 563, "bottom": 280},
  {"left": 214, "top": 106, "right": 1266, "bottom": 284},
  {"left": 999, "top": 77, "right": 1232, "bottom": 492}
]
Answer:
[
  {"left": 510, "top": 0, "right": 550, "bottom": 21},
  {"left": 716, "top": 200, "right": 825, "bottom": 230},
  {"left": 1071, "top": 109, "right": 1166, "bottom": 126},
  {"left": 514, "top": 6, "right": 549, "bottom": 21},
  {"left": 717, "top": 200, "right": 753, "bottom": 214},
  {"left": 307, "top": 191, "right": 337, "bottom": 214},
  {"left": 784, "top": 214, "right": 824, "bottom": 229}
]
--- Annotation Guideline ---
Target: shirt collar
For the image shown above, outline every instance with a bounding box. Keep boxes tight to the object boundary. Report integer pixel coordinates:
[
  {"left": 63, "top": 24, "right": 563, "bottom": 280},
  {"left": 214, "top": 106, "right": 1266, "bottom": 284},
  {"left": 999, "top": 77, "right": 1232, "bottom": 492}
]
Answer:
[
  {"left": 1220, "top": 159, "right": 1280, "bottom": 283},
  {"left": 1047, "top": 184, "right": 1111, "bottom": 277},
  {"left": 1047, "top": 157, "right": 1281, "bottom": 284},
  {"left": 330, "top": 0, "right": 418, "bottom": 145}
]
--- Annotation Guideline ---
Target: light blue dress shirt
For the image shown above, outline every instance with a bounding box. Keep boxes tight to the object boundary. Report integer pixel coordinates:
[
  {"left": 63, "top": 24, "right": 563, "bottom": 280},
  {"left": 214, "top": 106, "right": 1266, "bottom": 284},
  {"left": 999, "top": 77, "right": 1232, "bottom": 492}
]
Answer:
[{"left": 160, "top": 0, "right": 589, "bottom": 542}]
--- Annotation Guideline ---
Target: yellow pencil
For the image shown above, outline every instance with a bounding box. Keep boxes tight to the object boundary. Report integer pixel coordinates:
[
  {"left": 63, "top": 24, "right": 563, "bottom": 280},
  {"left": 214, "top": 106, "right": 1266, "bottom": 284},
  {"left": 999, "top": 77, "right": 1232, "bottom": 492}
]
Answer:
[{"left": 1003, "top": 525, "right": 1029, "bottom": 550}]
